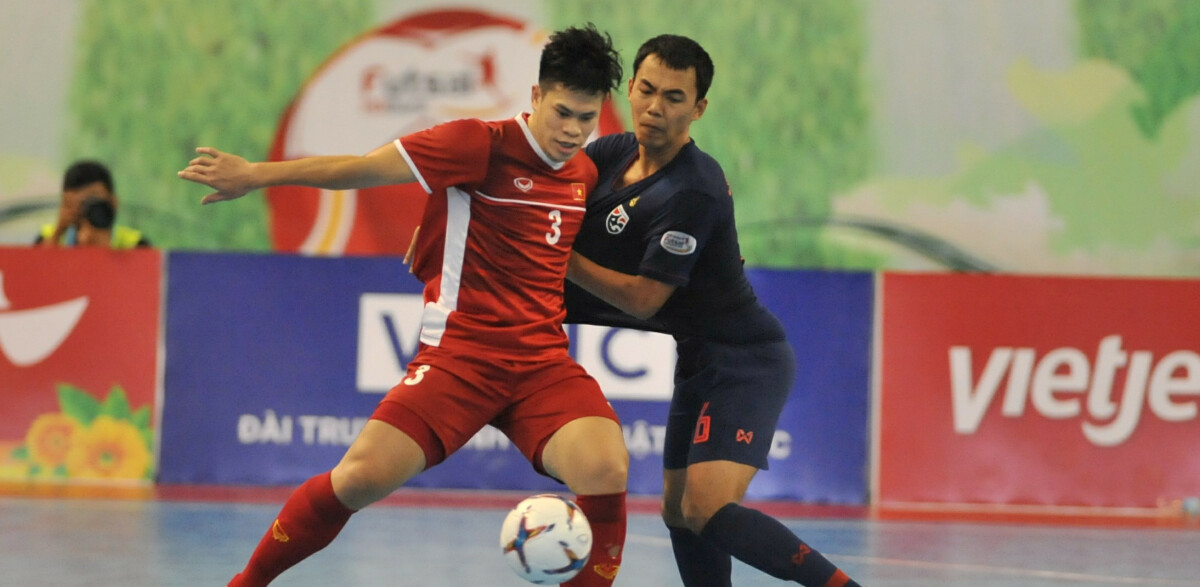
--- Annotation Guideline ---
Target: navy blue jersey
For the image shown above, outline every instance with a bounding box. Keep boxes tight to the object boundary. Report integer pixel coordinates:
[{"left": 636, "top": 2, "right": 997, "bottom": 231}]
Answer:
[{"left": 565, "top": 133, "right": 784, "bottom": 344}]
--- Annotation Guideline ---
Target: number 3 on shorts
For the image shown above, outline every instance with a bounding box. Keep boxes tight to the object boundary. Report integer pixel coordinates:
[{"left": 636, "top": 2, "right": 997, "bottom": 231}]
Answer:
[{"left": 404, "top": 364, "right": 431, "bottom": 386}]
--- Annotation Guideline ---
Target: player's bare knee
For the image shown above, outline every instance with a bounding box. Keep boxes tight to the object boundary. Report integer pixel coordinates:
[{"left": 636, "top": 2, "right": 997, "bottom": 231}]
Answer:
[
  {"left": 680, "top": 494, "right": 730, "bottom": 535},
  {"left": 332, "top": 457, "right": 395, "bottom": 508},
  {"left": 561, "top": 450, "right": 627, "bottom": 495},
  {"left": 660, "top": 497, "right": 686, "bottom": 528},
  {"left": 584, "top": 452, "right": 629, "bottom": 493},
  {"left": 681, "top": 509, "right": 713, "bottom": 534}
]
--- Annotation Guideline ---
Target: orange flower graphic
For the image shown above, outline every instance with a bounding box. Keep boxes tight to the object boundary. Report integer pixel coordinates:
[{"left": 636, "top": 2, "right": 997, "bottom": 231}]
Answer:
[
  {"left": 64, "top": 416, "right": 152, "bottom": 479},
  {"left": 25, "top": 413, "right": 79, "bottom": 470}
]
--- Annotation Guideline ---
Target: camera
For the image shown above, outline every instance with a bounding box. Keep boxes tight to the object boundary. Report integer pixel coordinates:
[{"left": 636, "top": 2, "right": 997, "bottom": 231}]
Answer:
[{"left": 81, "top": 196, "right": 116, "bottom": 229}]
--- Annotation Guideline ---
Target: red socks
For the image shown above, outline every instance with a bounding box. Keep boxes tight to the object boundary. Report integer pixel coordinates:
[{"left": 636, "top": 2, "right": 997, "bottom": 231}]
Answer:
[
  {"left": 225, "top": 480, "right": 626, "bottom": 586},
  {"left": 228, "top": 472, "right": 355, "bottom": 587},
  {"left": 563, "top": 492, "right": 626, "bottom": 587}
]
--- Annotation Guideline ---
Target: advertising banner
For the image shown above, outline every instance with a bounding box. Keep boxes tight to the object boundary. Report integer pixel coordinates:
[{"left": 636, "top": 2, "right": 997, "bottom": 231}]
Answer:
[
  {"left": 160, "top": 252, "right": 415, "bottom": 485},
  {"left": 744, "top": 270, "right": 872, "bottom": 502},
  {"left": 265, "top": 9, "right": 623, "bottom": 256},
  {"left": 0, "top": 247, "right": 161, "bottom": 482},
  {"left": 878, "top": 273, "right": 1200, "bottom": 508},
  {"left": 161, "top": 254, "right": 872, "bottom": 502}
]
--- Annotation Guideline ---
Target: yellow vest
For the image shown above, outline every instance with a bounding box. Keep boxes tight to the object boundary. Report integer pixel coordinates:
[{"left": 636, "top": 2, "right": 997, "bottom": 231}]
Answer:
[{"left": 39, "top": 223, "right": 147, "bottom": 249}]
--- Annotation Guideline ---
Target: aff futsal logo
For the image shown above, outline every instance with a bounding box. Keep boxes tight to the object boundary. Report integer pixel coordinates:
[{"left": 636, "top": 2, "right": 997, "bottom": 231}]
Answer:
[
  {"left": 268, "top": 10, "right": 546, "bottom": 256},
  {"left": 359, "top": 58, "right": 492, "bottom": 114}
]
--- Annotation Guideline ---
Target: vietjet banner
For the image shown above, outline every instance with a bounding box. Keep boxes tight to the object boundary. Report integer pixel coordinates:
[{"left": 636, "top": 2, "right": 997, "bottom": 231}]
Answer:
[
  {"left": 160, "top": 253, "right": 871, "bottom": 502},
  {"left": 266, "top": 9, "right": 624, "bottom": 256},
  {"left": 878, "top": 273, "right": 1200, "bottom": 508},
  {"left": 0, "top": 247, "right": 161, "bottom": 483}
]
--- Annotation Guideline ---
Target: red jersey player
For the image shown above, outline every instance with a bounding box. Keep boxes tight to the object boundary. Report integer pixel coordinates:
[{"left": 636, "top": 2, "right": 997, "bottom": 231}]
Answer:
[{"left": 177, "top": 25, "right": 627, "bottom": 587}]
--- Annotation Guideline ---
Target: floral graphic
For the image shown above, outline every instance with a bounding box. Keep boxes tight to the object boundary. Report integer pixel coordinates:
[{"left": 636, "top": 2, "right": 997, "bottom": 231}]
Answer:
[
  {"left": 25, "top": 413, "right": 79, "bottom": 470},
  {"left": 64, "top": 415, "right": 153, "bottom": 479},
  {"left": 6, "top": 383, "right": 154, "bottom": 481}
]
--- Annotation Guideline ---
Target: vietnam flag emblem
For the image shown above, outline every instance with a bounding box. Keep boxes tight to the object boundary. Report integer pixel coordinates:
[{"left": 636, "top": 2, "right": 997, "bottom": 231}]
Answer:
[{"left": 571, "top": 183, "right": 587, "bottom": 202}]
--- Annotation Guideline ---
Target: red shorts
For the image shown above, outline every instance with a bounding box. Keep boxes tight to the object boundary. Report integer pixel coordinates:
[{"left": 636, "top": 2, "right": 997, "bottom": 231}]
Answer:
[{"left": 370, "top": 345, "right": 617, "bottom": 474}]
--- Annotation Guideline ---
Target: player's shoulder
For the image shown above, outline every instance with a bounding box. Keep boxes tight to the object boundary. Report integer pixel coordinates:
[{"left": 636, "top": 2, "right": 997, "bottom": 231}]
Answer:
[
  {"left": 412, "top": 117, "right": 497, "bottom": 149},
  {"left": 585, "top": 132, "right": 638, "bottom": 165},
  {"left": 673, "top": 141, "right": 731, "bottom": 200},
  {"left": 429, "top": 117, "right": 494, "bottom": 134},
  {"left": 590, "top": 132, "right": 639, "bottom": 151},
  {"left": 546, "top": 148, "right": 597, "bottom": 187}
]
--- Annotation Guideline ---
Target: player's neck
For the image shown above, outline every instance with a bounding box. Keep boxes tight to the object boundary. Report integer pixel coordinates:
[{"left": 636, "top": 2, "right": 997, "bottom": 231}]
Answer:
[{"left": 628, "top": 141, "right": 684, "bottom": 183}]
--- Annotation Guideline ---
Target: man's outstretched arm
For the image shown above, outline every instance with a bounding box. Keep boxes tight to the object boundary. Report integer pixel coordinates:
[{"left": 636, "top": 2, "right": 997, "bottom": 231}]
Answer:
[{"left": 177, "top": 142, "right": 415, "bottom": 205}]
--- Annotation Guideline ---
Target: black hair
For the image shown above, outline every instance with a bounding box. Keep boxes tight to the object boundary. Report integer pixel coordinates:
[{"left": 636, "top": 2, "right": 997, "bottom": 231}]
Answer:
[
  {"left": 539, "top": 23, "right": 623, "bottom": 96},
  {"left": 63, "top": 160, "right": 114, "bottom": 193},
  {"left": 633, "top": 34, "right": 714, "bottom": 100}
]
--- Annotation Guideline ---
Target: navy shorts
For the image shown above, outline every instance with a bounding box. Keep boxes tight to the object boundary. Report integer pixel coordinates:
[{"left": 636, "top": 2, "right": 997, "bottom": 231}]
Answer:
[{"left": 663, "top": 338, "right": 795, "bottom": 470}]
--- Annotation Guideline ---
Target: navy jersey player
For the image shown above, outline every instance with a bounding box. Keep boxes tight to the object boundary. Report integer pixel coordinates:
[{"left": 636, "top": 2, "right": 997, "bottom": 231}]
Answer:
[{"left": 565, "top": 35, "right": 862, "bottom": 587}]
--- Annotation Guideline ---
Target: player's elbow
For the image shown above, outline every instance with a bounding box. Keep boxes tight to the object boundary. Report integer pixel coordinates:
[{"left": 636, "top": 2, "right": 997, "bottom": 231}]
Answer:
[
  {"left": 625, "top": 297, "right": 664, "bottom": 321},
  {"left": 623, "top": 278, "right": 673, "bottom": 320}
]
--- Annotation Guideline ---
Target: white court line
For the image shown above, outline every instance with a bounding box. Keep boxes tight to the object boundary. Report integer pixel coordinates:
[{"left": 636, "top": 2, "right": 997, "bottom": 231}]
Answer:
[
  {"left": 828, "top": 553, "right": 1194, "bottom": 585},
  {"left": 625, "top": 534, "right": 1192, "bottom": 585}
]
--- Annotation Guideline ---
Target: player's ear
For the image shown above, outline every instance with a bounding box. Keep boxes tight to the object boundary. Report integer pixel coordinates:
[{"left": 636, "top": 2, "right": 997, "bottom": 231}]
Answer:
[
  {"left": 692, "top": 97, "right": 708, "bottom": 121},
  {"left": 530, "top": 84, "right": 542, "bottom": 108}
]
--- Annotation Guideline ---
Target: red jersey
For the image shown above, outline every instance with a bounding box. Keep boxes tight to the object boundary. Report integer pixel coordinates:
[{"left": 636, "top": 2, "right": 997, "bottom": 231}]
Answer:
[{"left": 395, "top": 114, "right": 594, "bottom": 360}]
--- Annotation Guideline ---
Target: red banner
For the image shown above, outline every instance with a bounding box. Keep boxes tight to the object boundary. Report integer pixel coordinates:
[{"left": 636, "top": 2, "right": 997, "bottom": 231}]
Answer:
[
  {"left": 878, "top": 273, "right": 1200, "bottom": 508},
  {"left": 0, "top": 247, "right": 161, "bottom": 482}
]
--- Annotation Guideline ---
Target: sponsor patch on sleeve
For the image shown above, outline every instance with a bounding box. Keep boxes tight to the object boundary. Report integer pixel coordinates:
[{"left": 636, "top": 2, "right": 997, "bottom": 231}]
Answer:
[{"left": 659, "top": 231, "right": 697, "bottom": 255}]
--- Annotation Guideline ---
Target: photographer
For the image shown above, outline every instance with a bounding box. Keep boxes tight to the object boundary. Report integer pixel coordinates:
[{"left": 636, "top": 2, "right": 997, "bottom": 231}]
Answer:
[{"left": 35, "top": 160, "right": 151, "bottom": 248}]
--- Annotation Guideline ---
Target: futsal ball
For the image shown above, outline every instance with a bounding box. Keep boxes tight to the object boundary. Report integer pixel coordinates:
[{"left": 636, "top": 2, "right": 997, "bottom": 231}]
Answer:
[{"left": 499, "top": 494, "right": 592, "bottom": 584}]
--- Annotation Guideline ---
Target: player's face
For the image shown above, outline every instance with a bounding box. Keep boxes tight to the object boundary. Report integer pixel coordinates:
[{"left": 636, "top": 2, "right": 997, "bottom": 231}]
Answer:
[
  {"left": 628, "top": 55, "right": 707, "bottom": 153},
  {"left": 528, "top": 83, "right": 604, "bottom": 163}
]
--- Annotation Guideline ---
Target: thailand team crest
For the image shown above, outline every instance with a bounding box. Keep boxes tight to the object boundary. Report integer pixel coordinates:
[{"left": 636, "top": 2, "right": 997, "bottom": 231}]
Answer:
[{"left": 606, "top": 205, "right": 630, "bottom": 235}]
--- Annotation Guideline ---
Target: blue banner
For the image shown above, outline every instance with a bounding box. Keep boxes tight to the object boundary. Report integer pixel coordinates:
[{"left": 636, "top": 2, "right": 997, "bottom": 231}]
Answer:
[
  {"left": 746, "top": 269, "right": 873, "bottom": 503},
  {"left": 160, "top": 253, "right": 871, "bottom": 503},
  {"left": 159, "top": 252, "right": 418, "bottom": 484}
]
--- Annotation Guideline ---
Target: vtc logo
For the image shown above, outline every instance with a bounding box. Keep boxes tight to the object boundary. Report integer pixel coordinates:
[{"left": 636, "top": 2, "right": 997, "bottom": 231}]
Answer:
[{"left": 355, "top": 293, "right": 676, "bottom": 401}]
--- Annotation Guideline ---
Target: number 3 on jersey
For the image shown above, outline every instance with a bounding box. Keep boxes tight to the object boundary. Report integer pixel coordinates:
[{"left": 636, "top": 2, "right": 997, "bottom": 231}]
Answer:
[
  {"left": 545, "top": 209, "right": 562, "bottom": 245},
  {"left": 404, "top": 364, "right": 431, "bottom": 386}
]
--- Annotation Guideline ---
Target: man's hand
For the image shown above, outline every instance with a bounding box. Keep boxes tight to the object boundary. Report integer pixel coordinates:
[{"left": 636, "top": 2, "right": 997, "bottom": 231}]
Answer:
[
  {"left": 177, "top": 147, "right": 258, "bottom": 205},
  {"left": 43, "top": 202, "right": 77, "bottom": 246},
  {"left": 76, "top": 225, "right": 112, "bottom": 248},
  {"left": 42, "top": 187, "right": 95, "bottom": 245}
]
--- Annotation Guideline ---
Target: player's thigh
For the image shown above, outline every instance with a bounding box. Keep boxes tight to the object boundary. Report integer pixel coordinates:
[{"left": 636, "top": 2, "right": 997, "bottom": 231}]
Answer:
[
  {"left": 332, "top": 419, "right": 427, "bottom": 509},
  {"left": 542, "top": 415, "right": 627, "bottom": 495},
  {"left": 663, "top": 461, "right": 756, "bottom": 529},
  {"left": 681, "top": 460, "right": 757, "bottom": 519},
  {"left": 499, "top": 360, "right": 626, "bottom": 493},
  {"left": 374, "top": 350, "right": 504, "bottom": 465}
]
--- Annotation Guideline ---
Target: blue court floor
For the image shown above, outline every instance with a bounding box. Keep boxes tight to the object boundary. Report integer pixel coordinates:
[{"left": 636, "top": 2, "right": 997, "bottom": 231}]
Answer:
[{"left": 1, "top": 491, "right": 1198, "bottom": 586}]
